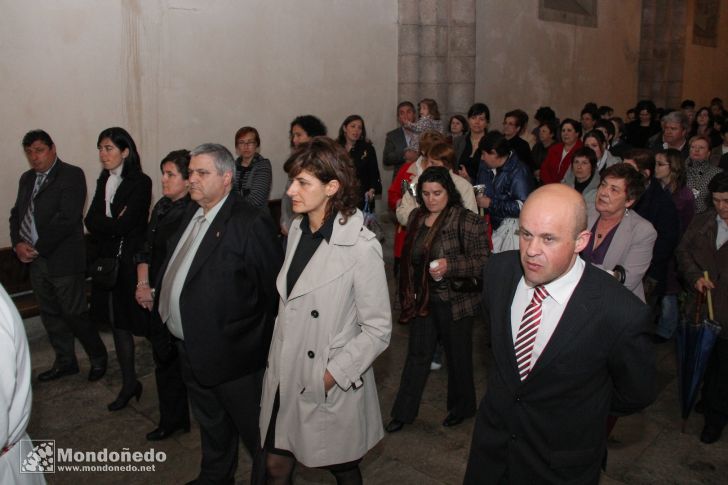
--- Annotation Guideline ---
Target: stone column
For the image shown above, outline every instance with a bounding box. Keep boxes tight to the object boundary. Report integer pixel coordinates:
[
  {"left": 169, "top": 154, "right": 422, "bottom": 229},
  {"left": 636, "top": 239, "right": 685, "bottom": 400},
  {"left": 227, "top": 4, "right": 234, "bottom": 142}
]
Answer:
[
  {"left": 398, "top": 0, "right": 476, "bottom": 116},
  {"left": 637, "top": 0, "right": 687, "bottom": 108}
]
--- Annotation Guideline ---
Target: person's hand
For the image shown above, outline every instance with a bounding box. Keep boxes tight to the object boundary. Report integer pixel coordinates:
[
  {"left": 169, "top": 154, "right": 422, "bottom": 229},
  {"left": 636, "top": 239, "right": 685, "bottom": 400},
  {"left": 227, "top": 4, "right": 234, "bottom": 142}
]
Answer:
[
  {"left": 476, "top": 194, "right": 491, "bottom": 209},
  {"left": 15, "top": 242, "right": 38, "bottom": 263},
  {"left": 695, "top": 277, "right": 715, "bottom": 294},
  {"left": 404, "top": 148, "right": 419, "bottom": 162},
  {"left": 323, "top": 370, "right": 336, "bottom": 393},
  {"left": 135, "top": 285, "right": 154, "bottom": 310},
  {"left": 428, "top": 258, "right": 448, "bottom": 279},
  {"left": 456, "top": 165, "right": 470, "bottom": 182}
]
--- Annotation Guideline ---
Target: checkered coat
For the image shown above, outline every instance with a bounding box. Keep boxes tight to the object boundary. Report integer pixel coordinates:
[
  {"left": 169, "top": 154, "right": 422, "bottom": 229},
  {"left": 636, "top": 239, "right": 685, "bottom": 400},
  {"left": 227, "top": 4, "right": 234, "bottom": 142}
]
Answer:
[{"left": 402, "top": 206, "right": 489, "bottom": 321}]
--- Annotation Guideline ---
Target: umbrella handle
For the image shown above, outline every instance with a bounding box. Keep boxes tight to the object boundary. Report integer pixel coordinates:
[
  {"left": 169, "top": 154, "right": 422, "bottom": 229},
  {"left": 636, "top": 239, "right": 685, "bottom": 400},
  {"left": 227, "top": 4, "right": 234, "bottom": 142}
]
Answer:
[{"left": 703, "top": 271, "right": 715, "bottom": 321}]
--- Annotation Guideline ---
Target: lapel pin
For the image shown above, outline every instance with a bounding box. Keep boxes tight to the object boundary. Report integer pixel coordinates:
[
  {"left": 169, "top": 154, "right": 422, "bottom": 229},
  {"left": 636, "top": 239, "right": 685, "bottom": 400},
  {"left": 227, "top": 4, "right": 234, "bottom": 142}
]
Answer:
[{"left": 216, "top": 231, "right": 220, "bottom": 238}]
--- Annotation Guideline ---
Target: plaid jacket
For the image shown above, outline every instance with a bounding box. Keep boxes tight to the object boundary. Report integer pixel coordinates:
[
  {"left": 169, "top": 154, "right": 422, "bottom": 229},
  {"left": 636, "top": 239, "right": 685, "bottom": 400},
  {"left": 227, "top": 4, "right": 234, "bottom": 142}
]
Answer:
[{"left": 404, "top": 206, "right": 489, "bottom": 321}]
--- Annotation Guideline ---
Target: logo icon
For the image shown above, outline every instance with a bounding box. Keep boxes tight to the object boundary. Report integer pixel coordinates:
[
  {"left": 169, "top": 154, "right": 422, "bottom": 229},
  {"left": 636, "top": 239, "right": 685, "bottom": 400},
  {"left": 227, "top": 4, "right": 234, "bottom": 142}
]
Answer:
[{"left": 19, "top": 440, "right": 55, "bottom": 473}]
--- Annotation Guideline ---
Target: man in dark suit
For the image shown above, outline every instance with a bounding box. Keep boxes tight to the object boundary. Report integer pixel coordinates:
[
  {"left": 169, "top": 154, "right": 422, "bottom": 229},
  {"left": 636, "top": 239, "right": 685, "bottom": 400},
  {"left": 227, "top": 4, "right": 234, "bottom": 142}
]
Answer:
[
  {"left": 9, "top": 130, "right": 107, "bottom": 382},
  {"left": 155, "top": 143, "right": 282, "bottom": 484},
  {"left": 464, "top": 184, "right": 656, "bottom": 484},
  {"left": 382, "top": 101, "right": 418, "bottom": 180},
  {"left": 647, "top": 110, "right": 690, "bottom": 160}
]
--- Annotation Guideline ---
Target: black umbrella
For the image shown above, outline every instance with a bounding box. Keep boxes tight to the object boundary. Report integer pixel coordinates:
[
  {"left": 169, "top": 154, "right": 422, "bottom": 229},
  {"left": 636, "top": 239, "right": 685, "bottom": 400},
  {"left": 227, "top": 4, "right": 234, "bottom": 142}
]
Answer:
[{"left": 676, "top": 271, "right": 721, "bottom": 432}]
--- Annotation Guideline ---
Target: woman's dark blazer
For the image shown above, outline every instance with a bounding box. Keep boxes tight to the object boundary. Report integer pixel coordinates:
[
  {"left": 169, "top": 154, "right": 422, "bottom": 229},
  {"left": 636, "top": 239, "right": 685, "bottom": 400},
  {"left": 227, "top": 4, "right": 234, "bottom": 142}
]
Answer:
[
  {"left": 85, "top": 168, "right": 152, "bottom": 335},
  {"left": 349, "top": 140, "right": 382, "bottom": 210}
]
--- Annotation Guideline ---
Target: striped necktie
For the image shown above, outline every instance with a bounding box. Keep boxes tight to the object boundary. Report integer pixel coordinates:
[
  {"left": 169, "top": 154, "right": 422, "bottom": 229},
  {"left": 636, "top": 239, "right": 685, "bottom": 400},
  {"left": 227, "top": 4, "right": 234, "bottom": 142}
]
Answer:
[
  {"left": 19, "top": 173, "right": 47, "bottom": 245},
  {"left": 515, "top": 285, "right": 549, "bottom": 381}
]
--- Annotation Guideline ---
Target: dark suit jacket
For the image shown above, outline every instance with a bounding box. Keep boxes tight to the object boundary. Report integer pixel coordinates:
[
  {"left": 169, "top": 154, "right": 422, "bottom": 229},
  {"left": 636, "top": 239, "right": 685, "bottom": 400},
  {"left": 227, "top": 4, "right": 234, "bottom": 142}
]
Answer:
[
  {"left": 154, "top": 192, "right": 283, "bottom": 387},
  {"left": 382, "top": 126, "right": 408, "bottom": 172},
  {"left": 464, "top": 252, "right": 656, "bottom": 485},
  {"left": 10, "top": 159, "right": 87, "bottom": 276}
]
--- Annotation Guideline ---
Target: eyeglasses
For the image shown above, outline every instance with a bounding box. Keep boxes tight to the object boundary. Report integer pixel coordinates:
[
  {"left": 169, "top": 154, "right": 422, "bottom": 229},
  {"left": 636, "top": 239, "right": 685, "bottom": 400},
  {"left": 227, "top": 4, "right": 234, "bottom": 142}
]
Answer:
[{"left": 236, "top": 140, "right": 257, "bottom": 147}]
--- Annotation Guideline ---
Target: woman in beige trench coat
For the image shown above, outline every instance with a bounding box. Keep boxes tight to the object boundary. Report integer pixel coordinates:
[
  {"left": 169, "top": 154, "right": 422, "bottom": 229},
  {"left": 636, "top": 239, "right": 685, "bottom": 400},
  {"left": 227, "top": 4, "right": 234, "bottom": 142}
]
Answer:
[{"left": 259, "top": 137, "right": 392, "bottom": 484}]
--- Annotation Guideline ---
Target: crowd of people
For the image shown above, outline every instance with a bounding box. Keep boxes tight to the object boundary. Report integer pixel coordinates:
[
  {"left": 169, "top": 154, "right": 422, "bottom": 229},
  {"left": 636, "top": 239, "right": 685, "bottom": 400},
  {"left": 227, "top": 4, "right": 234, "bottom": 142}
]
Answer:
[{"left": 2, "top": 93, "right": 727, "bottom": 484}]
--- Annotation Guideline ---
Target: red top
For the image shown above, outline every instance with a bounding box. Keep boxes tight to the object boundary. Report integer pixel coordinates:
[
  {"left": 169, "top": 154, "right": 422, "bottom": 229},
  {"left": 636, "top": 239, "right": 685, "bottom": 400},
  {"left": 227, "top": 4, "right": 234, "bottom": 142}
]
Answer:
[
  {"left": 539, "top": 141, "right": 583, "bottom": 184},
  {"left": 387, "top": 162, "right": 416, "bottom": 258}
]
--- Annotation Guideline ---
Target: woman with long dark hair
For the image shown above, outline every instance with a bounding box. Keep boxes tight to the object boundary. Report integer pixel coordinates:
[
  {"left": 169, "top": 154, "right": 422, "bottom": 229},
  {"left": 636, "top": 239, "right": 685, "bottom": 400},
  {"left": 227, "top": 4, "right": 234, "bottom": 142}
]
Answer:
[
  {"left": 387, "top": 166, "right": 488, "bottom": 433},
  {"left": 336, "top": 114, "right": 382, "bottom": 210},
  {"left": 85, "top": 127, "right": 152, "bottom": 411}
]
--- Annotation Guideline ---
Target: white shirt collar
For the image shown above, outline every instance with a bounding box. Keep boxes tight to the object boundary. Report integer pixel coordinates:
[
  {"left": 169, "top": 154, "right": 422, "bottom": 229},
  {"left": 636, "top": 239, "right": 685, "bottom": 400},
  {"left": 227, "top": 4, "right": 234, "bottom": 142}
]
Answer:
[
  {"left": 196, "top": 192, "right": 230, "bottom": 222},
  {"left": 537, "top": 256, "right": 585, "bottom": 306},
  {"left": 110, "top": 162, "right": 124, "bottom": 178}
]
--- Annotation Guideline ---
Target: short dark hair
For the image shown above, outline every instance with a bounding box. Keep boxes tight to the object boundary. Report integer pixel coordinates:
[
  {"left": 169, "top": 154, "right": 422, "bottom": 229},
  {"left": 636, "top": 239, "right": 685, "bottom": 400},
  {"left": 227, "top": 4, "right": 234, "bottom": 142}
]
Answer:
[
  {"left": 479, "top": 130, "right": 511, "bottom": 157},
  {"left": 561, "top": 118, "right": 582, "bottom": 137},
  {"left": 681, "top": 99, "right": 696, "bottom": 109},
  {"left": 708, "top": 171, "right": 728, "bottom": 196},
  {"left": 581, "top": 106, "right": 597, "bottom": 119},
  {"left": 572, "top": 146, "right": 597, "bottom": 173},
  {"left": 290, "top": 115, "right": 327, "bottom": 138},
  {"left": 534, "top": 106, "right": 556, "bottom": 124},
  {"left": 416, "top": 166, "right": 463, "bottom": 211},
  {"left": 448, "top": 114, "right": 469, "bottom": 134},
  {"left": 624, "top": 148, "right": 656, "bottom": 175},
  {"left": 22, "top": 129, "right": 54, "bottom": 148},
  {"left": 597, "top": 106, "right": 613, "bottom": 118},
  {"left": 234, "top": 126, "right": 260, "bottom": 147},
  {"left": 397, "top": 101, "right": 415, "bottom": 112},
  {"left": 505, "top": 109, "right": 528, "bottom": 131},
  {"left": 600, "top": 163, "right": 645, "bottom": 202},
  {"left": 285, "top": 137, "right": 358, "bottom": 224},
  {"left": 159, "top": 149, "right": 191, "bottom": 179},
  {"left": 635, "top": 100, "right": 657, "bottom": 119},
  {"left": 97, "top": 127, "right": 142, "bottom": 176},
  {"left": 467, "top": 102, "right": 490, "bottom": 122},
  {"left": 595, "top": 119, "right": 615, "bottom": 139},
  {"left": 538, "top": 121, "right": 558, "bottom": 139}
]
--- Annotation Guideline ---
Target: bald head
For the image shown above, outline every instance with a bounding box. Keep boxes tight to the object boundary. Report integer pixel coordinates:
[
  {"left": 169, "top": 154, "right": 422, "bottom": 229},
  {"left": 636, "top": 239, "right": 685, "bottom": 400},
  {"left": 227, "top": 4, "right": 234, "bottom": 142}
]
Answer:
[
  {"left": 522, "top": 184, "right": 587, "bottom": 237},
  {"left": 518, "top": 184, "right": 591, "bottom": 286}
]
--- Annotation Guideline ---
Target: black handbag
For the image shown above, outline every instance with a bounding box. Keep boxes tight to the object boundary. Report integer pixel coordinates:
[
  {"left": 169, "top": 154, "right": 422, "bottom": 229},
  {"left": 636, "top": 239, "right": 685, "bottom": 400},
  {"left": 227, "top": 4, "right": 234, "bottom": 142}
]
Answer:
[
  {"left": 449, "top": 211, "right": 483, "bottom": 293},
  {"left": 90, "top": 239, "right": 124, "bottom": 290}
]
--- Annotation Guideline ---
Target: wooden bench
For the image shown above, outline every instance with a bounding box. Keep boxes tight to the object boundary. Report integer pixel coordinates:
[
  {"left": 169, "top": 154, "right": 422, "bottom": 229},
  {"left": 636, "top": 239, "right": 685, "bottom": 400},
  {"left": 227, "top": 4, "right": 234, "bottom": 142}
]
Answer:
[{"left": 2, "top": 198, "right": 282, "bottom": 319}]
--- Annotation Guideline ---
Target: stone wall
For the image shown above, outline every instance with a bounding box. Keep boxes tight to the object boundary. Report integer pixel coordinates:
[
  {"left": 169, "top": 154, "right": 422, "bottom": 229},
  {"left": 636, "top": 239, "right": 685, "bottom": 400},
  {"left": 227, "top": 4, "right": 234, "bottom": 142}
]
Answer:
[
  {"left": 637, "top": 0, "right": 687, "bottom": 109},
  {"left": 398, "top": 0, "right": 476, "bottom": 116}
]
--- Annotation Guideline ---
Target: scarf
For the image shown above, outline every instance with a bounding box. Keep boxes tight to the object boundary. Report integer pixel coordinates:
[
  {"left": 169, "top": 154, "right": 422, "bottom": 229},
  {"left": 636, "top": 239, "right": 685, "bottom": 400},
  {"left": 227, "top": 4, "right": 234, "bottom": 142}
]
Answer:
[{"left": 398, "top": 206, "right": 453, "bottom": 323}]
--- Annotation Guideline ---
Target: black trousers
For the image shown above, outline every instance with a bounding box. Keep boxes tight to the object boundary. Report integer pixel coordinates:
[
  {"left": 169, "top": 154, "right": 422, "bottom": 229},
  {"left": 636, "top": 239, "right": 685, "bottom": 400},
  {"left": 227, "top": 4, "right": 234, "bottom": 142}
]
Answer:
[
  {"left": 177, "top": 341, "right": 263, "bottom": 484},
  {"left": 149, "top": 322, "right": 189, "bottom": 430},
  {"left": 29, "top": 257, "right": 107, "bottom": 368},
  {"left": 391, "top": 296, "right": 476, "bottom": 423},
  {"left": 703, "top": 339, "right": 728, "bottom": 429}
]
